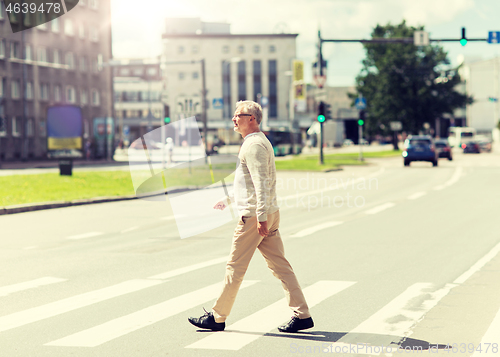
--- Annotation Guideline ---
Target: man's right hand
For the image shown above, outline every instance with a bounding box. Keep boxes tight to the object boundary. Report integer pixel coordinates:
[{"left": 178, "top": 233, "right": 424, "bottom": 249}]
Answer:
[{"left": 213, "top": 201, "right": 226, "bottom": 210}]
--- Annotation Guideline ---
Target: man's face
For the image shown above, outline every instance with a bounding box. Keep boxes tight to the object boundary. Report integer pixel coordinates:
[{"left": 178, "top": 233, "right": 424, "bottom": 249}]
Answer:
[{"left": 232, "top": 109, "right": 253, "bottom": 134}]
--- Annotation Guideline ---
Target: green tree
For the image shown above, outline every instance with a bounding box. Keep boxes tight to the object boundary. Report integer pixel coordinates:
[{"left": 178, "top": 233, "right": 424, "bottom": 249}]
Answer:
[{"left": 350, "top": 20, "right": 473, "bottom": 148}]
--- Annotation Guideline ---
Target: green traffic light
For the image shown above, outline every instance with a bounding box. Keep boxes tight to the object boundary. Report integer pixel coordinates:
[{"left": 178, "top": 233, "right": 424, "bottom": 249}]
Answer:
[
  {"left": 358, "top": 119, "right": 364, "bottom": 126},
  {"left": 164, "top": 117, "right": 171, "bottom": 124},
  {"left": 317, "top": 115, "right": 325, "bottom": 123},
  {"left": 460, "top": 38, "right": 467, "bottom": 46}
]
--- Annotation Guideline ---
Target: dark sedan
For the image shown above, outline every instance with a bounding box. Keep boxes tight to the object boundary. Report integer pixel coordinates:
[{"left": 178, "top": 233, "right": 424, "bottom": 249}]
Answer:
[
  {"left": 462, "top": 141, "right": 481, "bottom": 154},
  {"left": 434, "top": 139, "right": 453, "bottom": 160}
]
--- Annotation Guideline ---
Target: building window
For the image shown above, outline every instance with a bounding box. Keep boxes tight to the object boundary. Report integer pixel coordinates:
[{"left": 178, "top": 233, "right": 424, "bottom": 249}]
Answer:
[
  {"left": 92, "top": 58, "right": 98, "bottom": 73},
  {"left": 53, "top": 49, "right": 60, "bottom": 64},
  {"left": 133, "top": 68, "right": 143, "bottom": 76},
  {"left": 222, "top": 45, "right": 230, "bottom": 54},
  {"left": 0, "top": 40, "right": 5, "bottom": 58},
  {"left": 54, "top": 85, "right": 62, "bottom": 102},
  {"left": 11, "top": 80, "right": 20, "bottom": 99},
  {"left": 26, "top": 119, "right": 34, "bottom": 137},
  {"left": 147, "top": 67, "right": 157, "bottom": 76},
  {"left": 222, "top": 61, "right": 231, "bottom": 119},
  {"left": 39, "top": 121, "right": 46, "bottom": 137},
  {"left": 10, "top": 42, "right": 20, "bottom": 58},
  {"left": 90, "top": 27, "right": 99, "bottom": 42},
  {"left": 238, "top": 61, "right": 246, "bottom": 101},
  {"left": 238, "top": 46, "right": 245, "bottom": 54},
  {"left": 64, "top": 19, "right": 74, "bottom": 36},
  {"left": 90, "top": 0, "right": 98, "bottom": 10},
  {"left": 37, "top": 47, "right": 47, "bottom": 62},
  {"left": 12, "top": 117, "right": 20, "bottom": 136},
  {"left": 192, "top": 46, "right": 199, "bottom": 54},
  {"left": 24, "top": 44, "right": 32, "bottom": 60},
  {"left": 269, "top": 45, "right": 276, "bottom": 53},
  {"left": 91, "top": 89, "right": 100, "bottom": 106},
  {"left": 80, "top": 57, "right": 86, "bottom": 72},
  {"left": 25, "top": 82, "right": 33, "bottom": 100},
  {"left": 79, "top": 24, "right": 85, "bottom": 39},
  {"left": 192, "top": 71, "right": 199, "bottom": 79},
  {"left": 0, "top": 115, "right": 5, "bottom": 136},
  {"left": 253, "top": 45, "right": 260, "bottom": 54},
  {"left": 253, "top": 60, "right": 262, "bottom": 103},
  {"left": 120, "top": 68, "right": 130, "bottom": 76},
  {"left": 40, "top": 83, "right": 49, "bottom": 101},
  {"left": 52, "top": 17, "right": 60, "bottom": 32},
  {"left": 179, "top": 72, "right": 185, "bottom": 80},
  {"left": 79, "top": 0, "right": 86, "bottom": 6},
  {"left": 178, "top": 46, "right": 184, "bottom": 54},
  {"left": 80, "top": 90, "right": 88, "bottom": 105},
  {"left": 66, "top": 52, "right": 75, "bottom": 70},
  {"left": 0, "top": 2, "right": 4, "bottom": 20},
  {"left": 37, "top": 13, "right": 47, "bottom": 30},
  {"left": 0, "top": 78, "right": 4, "bottom": 98},
  {"left": 268, "top": 60, "right": 278, "bottom": 117},
  {"left": 66, "top": 86, "right": 76, "bottom": 103}
]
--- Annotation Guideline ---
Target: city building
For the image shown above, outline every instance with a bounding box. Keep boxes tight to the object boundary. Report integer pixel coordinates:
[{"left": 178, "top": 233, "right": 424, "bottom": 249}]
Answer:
[
  {"left": 111, "top": 58, "right": 163, "bottom": 146},
  {"left": 161, "top": 18, "right": 297, "bottom": 144},
  {"left": 0, "top": 0, "right": 113, "bottom": 161}
]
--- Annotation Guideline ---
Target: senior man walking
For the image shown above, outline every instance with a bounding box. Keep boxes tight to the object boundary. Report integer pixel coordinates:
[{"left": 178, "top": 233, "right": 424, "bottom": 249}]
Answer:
[{"left": 188, "top": 100, "right": 313, "bottom": 333}]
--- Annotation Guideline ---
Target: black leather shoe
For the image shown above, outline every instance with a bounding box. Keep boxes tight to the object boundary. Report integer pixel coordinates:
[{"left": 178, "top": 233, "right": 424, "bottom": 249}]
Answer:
[
  {"left": 188, "top": 308, "right": 225, "bottom": 331},
  {"left": 278, "top": 316, "right": 314, "bottom": 332}
]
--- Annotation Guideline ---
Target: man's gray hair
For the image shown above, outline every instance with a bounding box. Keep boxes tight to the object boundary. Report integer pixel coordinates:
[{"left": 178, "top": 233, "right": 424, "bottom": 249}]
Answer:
[{"left": 236, "top": 100, "right": 263, "bottom": 124}]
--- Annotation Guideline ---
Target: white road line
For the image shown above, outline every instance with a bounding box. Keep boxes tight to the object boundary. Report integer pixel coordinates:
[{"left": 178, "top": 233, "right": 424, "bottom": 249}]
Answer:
[
  {"left": 472, "top": 306, "right": 500, "bottom": 357},
  {"left": 67, "top": 232, "right": 103, "bottom": 240},
  {"left": 433, "top": 166, "right": 463, "bottom": 191},
  {"left": 0, "top": 277, "right": 67, "bottom": 297},
  {"left": 186, "top": 280, "right": 356, "bottom": 351},
  {"left": 45, "top": 280, "right": 259, "bottom": 347},
  {"left": 0, "top": 279, "right": 163, "bottom": 333},
  {"left": 454, "top": 241, "right": 500, "bottom": 284},
  {"left": 407, "top": 192, "right": 427, "bottom": 200},
  {"left": 148, "top": 256, "right": 227, "bottom": 280},
  {"left": 364, "top": 202, "right": 395, "bottom": 215},
  {"left": 160, "top": 215, "right": 176, "bottom": 221},
  {"left": 290, "top": 222, "right": 343, "bottom": 238},
  {"left": 120, "top": 226, "right": 139, "bottom": 234}
]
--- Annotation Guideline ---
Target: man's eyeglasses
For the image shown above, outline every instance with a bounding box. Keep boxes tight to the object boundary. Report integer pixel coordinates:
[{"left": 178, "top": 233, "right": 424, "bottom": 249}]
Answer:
[{"left": 233, "top": 114, "right": 252, "bottom": 118}]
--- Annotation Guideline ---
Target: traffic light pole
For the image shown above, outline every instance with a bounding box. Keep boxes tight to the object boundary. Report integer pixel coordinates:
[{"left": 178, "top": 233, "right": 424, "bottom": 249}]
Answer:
[
  {"left": 319, "top": 121, "right": 324, "bottom": 165},
  {"left": 358, "top": 123, "right": 364, "bottom": 161}
]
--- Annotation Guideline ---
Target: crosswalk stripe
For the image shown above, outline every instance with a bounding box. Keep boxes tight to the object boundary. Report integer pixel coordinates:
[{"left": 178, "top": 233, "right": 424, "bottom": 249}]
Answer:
[
  {"left": 472, "top": 306, "right": 500, "bottom": 357},
  {"left": 45, "top": 280, "right": 259, "bottom": 347},
  {"left": 326, "top": 283, "right": 456, "bottom": 354},
  {"left": 186, "top": 280, "right": 355, "bottom": 351},
  {"left": 147, "top": 256, "right": 227, "bottom": 280},
  {"left": 0, "top": 277, "right": 67, "bottom": 297},
  {"left": 67, "top": 232, "right": 103, "bottom": 240},
  {"left": 407, "top": 192, "right": 426, "bottom": 200},
  {"left": 0, "top": 279, "right": 163, "bottom": 333},
  {"left": 290, "top": 222, "right": 343, "bottom": 238},
  {"left": 364, "top": 202, "right": 395, "bottom": 215}
]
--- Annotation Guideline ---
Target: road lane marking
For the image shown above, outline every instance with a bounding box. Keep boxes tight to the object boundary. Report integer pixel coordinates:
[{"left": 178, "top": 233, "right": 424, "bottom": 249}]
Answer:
[
  {"left": 472, "top": 305, "right": 500, "bottom": 357},
  {"left": 120, "top": 226, "right": 139, "bottom": 234},
  {"left": 454, "top": 241, "right": 500, "bottom": 284},
  {"left": 67, "top": 232, "right": 104, "bottom": 240},
  {"left": 186, "top": 280, "right": 355, "bottom": 351},
  {"left": 148, "top": 256, "right": 228, "bottom": 280},
  {"left": 45, "top": 280, "right": 259, "bottom": 347},
  {"left": 290, "top": 222, "right": 343, "bottom": 238},
  {"left": 364, "top": 202, "right": 395, "bottom": 215},
  {"left": 407, "top": 192, "right": 427, "bottom": 200},
  {"left": 0, "top": 279, "right": 163, "bottom": 333},
  {"left": 0, "top": 277, "right": 67, "bottom": 297},
  {"left": 433, "top": 166, "right": 463, "bottom": 191}
]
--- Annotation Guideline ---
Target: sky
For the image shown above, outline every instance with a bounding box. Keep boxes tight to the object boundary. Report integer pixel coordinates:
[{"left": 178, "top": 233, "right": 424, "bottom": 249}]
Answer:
[{"left": 110, "top": 0, "right": 500, "bottom": 87}]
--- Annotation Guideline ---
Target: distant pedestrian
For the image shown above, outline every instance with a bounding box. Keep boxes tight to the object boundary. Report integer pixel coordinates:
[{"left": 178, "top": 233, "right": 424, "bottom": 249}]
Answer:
[
  {"left": 85, "top": 140, "right": 91, "bottom": 160},
  {"left": 188, "top": 100, "right": 313, "bottom": 333},
  {"left": 166, "top": 137, "right": 174, "bottom": 164}
]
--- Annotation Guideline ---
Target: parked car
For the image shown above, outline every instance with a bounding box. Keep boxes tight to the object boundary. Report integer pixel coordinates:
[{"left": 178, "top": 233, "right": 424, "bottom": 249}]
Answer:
[
  {"left": 476, "top": 136, "right": 492, "bottom": 152},
  {"left": 343, "top": 139, "right": 354, "bottom": 146},
  {"left": 434, "top": 139, "right": 453, "bottom": 161},
  {"left": 402, "top": 135, "right": 438, "bottom": 167},
  {"left": 462, "top": 141, "right": 481, "bottom": 154}
]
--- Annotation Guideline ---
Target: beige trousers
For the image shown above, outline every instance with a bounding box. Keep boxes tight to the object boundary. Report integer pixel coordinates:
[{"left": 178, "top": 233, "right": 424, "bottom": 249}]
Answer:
[{"left": 212, "top": 210, "right": 311, "bottom": 323}]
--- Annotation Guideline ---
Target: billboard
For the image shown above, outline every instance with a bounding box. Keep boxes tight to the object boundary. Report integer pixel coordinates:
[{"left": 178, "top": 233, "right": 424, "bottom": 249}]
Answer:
[{"left": 47, "top": 105, "right": 83, "bottom": 158}]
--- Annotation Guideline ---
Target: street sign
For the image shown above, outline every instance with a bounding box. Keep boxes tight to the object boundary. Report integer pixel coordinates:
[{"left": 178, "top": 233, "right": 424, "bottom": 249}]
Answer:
[
  {"left": 123, "top": 125, "right": 130, "bottom": 135},
  {"left": 212, "top": 98, "right": 223, "bottom": 109},
  {"left": 414, "top": 31, "right": 429, "bottom": 46},
  {"left": 390, "top": 121, "right": 402, "bottom": 131},
  {"left": 354, "top": 97, "right": 367, "bottom": 110},
  {"left": 313, "top": 75, "right": 327, "bottom": 89},
  {"left": 488, "top": 31, "right": 500, "bottom": 44}
]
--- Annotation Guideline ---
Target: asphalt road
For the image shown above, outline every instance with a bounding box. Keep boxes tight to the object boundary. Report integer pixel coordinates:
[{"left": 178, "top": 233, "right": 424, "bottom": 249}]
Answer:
[{"left": 1, "top": 148, "right": 499, "bottom": 357}]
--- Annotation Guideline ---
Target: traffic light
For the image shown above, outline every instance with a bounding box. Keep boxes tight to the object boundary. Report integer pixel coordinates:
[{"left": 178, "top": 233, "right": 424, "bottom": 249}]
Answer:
[
  {"left": 163, "top": 105, "right": 170, "bottom": 124},
  {"left": 324, "top": 102, "right": 332, "bottom": 120},
  {"left": 460, "top": 27, "right": 467, "bottom": 46},
  {"left": 358, "top": 110, "right": 365, "bottom": 126},
  {"left": 317, "top": 101, "right": 326, "bottom": 123}
]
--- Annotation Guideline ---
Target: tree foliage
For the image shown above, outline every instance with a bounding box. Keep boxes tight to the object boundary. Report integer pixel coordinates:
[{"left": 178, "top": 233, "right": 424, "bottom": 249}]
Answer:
[{"left": 350, "top": 20, "right": 473, "bottom": 137}]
